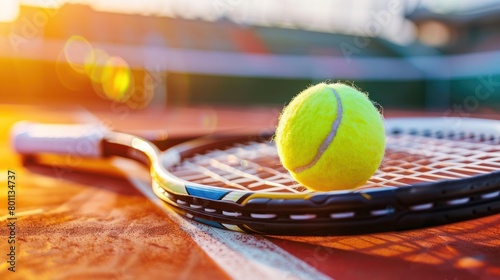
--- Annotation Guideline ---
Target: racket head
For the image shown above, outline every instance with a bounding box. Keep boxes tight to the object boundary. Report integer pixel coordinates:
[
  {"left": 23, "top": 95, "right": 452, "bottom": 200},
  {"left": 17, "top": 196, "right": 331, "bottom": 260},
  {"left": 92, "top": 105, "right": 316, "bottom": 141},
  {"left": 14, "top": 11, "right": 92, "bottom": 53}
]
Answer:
[{"left": 152, "top": 117, "right": 500, "bottom": 235}]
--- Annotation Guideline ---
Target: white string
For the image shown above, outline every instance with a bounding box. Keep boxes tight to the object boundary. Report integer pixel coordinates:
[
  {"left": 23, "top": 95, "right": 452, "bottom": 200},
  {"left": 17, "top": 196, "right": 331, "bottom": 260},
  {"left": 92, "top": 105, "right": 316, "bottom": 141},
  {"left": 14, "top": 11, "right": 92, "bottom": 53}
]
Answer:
[{"left": 168, "top": 133, "right": 500, "bottom": 193}]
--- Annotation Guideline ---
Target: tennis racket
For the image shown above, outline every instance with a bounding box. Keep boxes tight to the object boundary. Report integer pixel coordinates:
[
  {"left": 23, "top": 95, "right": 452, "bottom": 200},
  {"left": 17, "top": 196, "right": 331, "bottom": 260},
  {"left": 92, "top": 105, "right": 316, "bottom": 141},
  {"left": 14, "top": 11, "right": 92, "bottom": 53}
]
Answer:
[{"left": 11, "top": 117, "right": 500, "bottom": 235}]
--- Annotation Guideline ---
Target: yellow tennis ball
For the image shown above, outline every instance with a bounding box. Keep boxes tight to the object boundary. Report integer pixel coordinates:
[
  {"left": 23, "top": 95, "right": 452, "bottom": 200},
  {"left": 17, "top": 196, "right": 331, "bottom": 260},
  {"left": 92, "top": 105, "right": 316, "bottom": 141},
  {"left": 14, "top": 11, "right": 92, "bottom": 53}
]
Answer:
[{"left": 275, "top": 82, "right": 385, "bottom": 191}]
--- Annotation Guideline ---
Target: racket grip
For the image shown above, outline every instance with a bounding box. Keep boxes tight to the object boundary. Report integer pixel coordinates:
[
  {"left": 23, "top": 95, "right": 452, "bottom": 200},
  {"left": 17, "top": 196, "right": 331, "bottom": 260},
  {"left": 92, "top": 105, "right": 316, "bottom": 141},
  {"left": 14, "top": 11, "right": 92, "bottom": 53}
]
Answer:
[{"left": 10, "top": 121, "right": 106, "bottom": 158}]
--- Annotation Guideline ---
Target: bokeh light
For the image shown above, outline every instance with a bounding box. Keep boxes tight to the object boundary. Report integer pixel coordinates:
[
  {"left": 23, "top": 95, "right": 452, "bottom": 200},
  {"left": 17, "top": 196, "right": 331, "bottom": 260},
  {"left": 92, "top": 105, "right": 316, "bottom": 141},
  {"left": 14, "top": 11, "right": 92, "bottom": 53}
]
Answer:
[
  {"left": 57, "top": 36, "right": 136, "bottom": 104},
  {"left": 55, "top": 54, "right": 89, "bottom": 91},
  {"left": 56, "top": 36, "right": 92, "bottom": 91},
  {"left": 87, "top": 48, "right": 110, "bottom": 99},
  {"left": 100, "top": 56, "right": 133, "bottom": 102},
  {"left": 63, "top": 35, "right": 95, "bottom": 74}
]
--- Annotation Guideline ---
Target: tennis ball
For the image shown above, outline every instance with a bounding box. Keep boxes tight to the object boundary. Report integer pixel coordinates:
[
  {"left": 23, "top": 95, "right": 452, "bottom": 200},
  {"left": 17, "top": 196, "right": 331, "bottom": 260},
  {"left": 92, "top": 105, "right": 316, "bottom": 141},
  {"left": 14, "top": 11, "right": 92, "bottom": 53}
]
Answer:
[{"left": 275, "top": 82, "right": 385, "bottom": 191}]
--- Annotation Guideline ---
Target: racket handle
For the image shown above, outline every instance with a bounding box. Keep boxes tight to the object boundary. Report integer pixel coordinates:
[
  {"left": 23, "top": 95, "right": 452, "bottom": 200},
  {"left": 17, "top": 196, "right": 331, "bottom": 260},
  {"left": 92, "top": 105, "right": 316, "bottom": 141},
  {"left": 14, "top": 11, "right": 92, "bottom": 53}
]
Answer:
[{"left": 10, "top": 121, "right": 107, "bottom": 158}]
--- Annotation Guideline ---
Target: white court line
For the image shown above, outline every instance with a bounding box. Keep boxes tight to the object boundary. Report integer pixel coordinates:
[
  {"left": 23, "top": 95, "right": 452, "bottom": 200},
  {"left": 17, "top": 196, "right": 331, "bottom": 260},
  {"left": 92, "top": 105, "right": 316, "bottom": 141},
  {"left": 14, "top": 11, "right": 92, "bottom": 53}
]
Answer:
[{"left": 128, "top": 176, "right": 332, "bottom": 280}]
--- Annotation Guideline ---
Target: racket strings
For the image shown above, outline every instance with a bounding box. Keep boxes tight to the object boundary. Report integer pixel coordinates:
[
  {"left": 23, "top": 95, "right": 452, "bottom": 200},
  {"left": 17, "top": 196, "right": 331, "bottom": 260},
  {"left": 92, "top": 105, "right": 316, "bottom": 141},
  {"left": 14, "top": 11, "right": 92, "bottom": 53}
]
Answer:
[
  {"left": 168, "top": 132, "right": 500, "bottom": 192},
  {"left": 169, "top": 141, "right": 306, "bottom": 193},
  {"left": 366, "top": 134, "right": 500, "bottom": 188}
]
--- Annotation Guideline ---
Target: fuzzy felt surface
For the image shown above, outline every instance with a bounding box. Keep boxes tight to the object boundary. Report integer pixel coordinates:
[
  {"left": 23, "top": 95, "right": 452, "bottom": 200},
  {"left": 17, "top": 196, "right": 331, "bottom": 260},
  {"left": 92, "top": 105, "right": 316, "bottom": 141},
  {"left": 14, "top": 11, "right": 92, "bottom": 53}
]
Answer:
[{"left": 275, "top": 83, "right": 386, "bottom": 191}]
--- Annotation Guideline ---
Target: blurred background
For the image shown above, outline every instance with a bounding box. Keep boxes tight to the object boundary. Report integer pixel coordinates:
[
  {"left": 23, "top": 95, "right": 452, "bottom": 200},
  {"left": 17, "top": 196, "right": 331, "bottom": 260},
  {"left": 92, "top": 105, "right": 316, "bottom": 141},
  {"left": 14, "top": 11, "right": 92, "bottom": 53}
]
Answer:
[{"left": 1, "top": 0, "right": 500, "bottom": 117}]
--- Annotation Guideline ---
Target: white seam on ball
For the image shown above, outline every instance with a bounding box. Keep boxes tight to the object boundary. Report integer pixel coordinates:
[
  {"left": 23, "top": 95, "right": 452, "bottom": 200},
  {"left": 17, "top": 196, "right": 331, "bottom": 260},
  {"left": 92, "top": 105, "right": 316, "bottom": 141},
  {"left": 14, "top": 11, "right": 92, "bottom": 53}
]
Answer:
[{"left": 293, "top": 87, "right": 343, "bottom": 173}]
